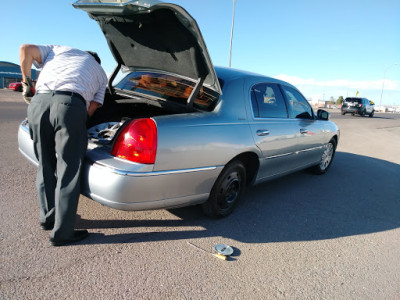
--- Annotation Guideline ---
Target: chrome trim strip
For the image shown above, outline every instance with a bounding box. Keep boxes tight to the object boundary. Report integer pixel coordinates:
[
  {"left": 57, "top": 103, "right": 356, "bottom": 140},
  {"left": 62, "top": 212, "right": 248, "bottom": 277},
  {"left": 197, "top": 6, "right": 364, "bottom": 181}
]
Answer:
[
  {"left": 89, "top": 161, "right": 219, "bottom": 177},
  {"left": 264, "top": 152, "right": 294, "bottom": 160},
  {"left": 263, "top": 146, "right": 322, "bottom": 160},
  {"left": 297, "top": 146, "right": 323, "bottom": 153}
]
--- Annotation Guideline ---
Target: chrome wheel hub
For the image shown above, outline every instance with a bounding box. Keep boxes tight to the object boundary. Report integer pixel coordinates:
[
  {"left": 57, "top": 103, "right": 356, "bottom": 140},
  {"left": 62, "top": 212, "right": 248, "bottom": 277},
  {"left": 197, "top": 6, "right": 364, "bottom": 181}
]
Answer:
[{"left": 320, "top": 143, "right": 334, "bottom": 171}]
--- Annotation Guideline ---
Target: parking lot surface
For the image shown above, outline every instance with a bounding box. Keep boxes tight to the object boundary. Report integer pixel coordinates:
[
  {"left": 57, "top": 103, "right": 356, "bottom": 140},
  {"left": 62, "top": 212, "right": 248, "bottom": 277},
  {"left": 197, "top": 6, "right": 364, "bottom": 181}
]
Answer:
[{"left": 1, "top": 89, "right": 399, "bottom": 299}]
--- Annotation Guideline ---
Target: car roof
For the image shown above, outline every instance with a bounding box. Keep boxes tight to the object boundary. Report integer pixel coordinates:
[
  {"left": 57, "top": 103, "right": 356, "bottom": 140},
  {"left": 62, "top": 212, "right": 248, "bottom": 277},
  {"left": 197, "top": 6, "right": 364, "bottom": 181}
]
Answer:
[
  {"left": 345, "top": 97, "right": 369, "bottom": 101},
  {"left": 215, "top": 66, "right": 297, "bottom": 89}
]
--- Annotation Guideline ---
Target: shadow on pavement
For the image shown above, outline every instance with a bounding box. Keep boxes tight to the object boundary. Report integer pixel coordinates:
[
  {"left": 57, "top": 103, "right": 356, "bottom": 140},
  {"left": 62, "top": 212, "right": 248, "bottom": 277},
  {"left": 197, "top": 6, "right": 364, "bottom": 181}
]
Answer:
[{"left": 77, "top": 151, "right": 400, "bottom": 245}]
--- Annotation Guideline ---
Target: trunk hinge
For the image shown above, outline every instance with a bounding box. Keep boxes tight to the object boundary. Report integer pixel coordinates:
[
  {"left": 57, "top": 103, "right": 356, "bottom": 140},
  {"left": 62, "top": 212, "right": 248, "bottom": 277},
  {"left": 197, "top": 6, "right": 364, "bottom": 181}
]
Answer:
[
  {"left": 186, "top": 77, "right": 205, "bottom": 112},
  {"left": 107, "top": 63, "right": 121, "bottom": 94}
]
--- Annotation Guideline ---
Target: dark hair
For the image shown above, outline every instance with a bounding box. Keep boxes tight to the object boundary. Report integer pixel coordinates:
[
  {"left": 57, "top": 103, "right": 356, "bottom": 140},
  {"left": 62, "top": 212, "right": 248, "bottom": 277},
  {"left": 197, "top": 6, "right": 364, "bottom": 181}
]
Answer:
[{"left": 86, "top": 51, "right": 101, "bottom": 64}]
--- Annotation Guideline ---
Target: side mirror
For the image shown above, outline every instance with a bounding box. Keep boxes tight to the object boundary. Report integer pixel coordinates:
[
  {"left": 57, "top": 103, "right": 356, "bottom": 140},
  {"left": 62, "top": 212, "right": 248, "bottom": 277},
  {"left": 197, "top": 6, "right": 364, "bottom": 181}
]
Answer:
[{"left": 317, "top": 109, "right": 330, "bottom": 120}]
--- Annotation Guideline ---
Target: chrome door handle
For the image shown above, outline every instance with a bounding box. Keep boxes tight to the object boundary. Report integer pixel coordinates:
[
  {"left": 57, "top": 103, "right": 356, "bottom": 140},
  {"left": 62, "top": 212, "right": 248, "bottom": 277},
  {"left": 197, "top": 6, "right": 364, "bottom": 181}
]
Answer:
[{"left": 257, "top": 130, "right": 270, "bottom": 136}]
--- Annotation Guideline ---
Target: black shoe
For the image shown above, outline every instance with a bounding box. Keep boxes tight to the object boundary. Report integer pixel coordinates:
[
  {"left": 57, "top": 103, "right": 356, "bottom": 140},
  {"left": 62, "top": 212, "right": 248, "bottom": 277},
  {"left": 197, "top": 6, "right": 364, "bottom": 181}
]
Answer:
[
  {"left": 50, "top": 230, "right": 89, "bottom": 247},
  {"left": 40, "top": 222, "right": 55, "bottom": 231}
]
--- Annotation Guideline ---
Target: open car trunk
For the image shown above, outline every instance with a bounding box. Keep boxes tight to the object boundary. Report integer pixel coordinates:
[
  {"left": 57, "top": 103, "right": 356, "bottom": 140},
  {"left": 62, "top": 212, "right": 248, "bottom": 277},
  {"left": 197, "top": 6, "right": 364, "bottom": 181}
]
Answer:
[
  {"left": 87, "top": 91, "right": 180, "bottom": 145},
  {"left": 86, "top": 68, "right": 221, "bottom": 146},
  {"left": 72, "top": 0, "right": 223, "bottom": 147}
]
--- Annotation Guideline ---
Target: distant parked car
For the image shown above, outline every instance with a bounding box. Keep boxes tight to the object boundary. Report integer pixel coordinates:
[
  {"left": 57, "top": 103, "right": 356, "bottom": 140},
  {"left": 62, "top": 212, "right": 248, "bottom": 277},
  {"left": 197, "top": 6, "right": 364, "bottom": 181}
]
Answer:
[
  {"left": 8, "top": 81, "right": 36, "bottom": 94},
  {"left": 8, "top": 82, "right": 23, "bottom": 92},
  {"left": 341, "top": 97, "right": 374, "bottom": 117},
  {"left": 18, "top": 0, "right": 340, "bottom": 218}
]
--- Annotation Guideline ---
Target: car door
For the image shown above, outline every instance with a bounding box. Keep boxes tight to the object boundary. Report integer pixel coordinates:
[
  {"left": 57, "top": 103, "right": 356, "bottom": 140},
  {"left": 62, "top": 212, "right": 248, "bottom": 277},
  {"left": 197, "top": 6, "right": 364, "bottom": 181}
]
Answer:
[
  {"left": 248, "top": 83, "right": 299, "bottom": 181},
  {"left": 280, "top": 85, "right": 325, "bottom": 168}
]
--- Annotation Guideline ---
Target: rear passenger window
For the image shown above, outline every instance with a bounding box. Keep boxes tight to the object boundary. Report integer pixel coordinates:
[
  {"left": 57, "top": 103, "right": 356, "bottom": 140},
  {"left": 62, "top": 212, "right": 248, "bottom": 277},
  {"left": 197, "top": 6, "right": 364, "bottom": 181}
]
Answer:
[
  {"left": 251, "top": 84, "right": 288, "bottom": 118},
  {"left": 281, "top": 85, "right": 314, "bottom": 119}
]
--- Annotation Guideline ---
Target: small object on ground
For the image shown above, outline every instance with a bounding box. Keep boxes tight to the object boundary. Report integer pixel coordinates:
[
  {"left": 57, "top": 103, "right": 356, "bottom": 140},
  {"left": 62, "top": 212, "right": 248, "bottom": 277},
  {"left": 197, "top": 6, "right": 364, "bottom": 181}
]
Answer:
[
  {"left": 187, "top": 242, "right": 233, "bottom": 260},
  {"left": 214, "top": 243, "right": 234, "bottom": 256},
  {"left": 187, "top": 242, "right": 227, "bottom": 260}
]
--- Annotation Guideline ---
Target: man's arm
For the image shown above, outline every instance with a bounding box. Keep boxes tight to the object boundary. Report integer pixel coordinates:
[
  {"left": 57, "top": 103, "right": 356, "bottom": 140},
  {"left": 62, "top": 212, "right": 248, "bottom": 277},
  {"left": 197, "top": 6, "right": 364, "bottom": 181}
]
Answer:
[
  {"left": 19, "top": 44, "right": 41, "bottom": 84},
  {"left": 19, "top": 44, "right": 42, "bottom": 104}
]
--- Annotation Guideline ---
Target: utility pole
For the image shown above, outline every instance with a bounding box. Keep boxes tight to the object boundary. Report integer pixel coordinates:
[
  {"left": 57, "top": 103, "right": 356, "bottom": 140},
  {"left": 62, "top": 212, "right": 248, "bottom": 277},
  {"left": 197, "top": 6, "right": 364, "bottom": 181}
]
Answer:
[
  {"left": 379, "top": 63, "right": 397, "bottom": 107},
  {"left": 229, "top": 0, "right": 237, "bottom": 68}
]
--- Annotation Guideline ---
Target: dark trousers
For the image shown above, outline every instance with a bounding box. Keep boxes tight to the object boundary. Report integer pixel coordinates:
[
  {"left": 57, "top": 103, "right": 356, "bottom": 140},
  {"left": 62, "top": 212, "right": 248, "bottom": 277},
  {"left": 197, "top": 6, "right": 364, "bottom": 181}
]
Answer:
[{"left": 27, "top": 92, "right": 87, "bottom": 240}]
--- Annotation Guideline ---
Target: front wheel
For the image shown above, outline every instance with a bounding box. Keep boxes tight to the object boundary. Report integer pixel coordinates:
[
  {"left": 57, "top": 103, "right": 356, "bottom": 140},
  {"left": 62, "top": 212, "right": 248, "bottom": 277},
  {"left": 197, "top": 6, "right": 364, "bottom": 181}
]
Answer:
[
  {"left": 202, "top": 160, "right": 246, "bottom": 218},
  {"left": 310, "top": 139, "right": 337, "bottom": 175}
]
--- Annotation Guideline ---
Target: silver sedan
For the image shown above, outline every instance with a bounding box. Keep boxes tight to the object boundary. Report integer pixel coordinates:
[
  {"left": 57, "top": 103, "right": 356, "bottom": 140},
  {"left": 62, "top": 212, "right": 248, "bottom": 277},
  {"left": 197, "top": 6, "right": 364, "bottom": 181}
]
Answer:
[{"left": 18, "top": 0, "right": 339, "bottom": 217}]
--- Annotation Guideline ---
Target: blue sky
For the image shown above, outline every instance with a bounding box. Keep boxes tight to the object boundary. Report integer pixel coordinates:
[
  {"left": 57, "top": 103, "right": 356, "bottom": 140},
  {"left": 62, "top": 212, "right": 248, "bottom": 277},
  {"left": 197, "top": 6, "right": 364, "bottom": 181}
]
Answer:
[{"left": 1, "top": 0, "right": 399, "bottom": 105}]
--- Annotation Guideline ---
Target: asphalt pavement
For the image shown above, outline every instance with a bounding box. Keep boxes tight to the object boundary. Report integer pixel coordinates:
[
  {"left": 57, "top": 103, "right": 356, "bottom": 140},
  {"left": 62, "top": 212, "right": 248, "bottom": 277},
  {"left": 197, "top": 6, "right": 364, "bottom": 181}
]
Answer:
[{"left": 0, "top": 89, "right": 399, "bottom": 299}]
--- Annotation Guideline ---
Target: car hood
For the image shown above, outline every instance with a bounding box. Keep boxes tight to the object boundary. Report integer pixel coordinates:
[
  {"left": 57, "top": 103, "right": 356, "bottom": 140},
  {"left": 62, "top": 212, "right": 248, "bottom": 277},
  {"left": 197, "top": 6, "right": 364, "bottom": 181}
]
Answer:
[{"left": 73, "top": 0, "right": 222, "bottom": 95}]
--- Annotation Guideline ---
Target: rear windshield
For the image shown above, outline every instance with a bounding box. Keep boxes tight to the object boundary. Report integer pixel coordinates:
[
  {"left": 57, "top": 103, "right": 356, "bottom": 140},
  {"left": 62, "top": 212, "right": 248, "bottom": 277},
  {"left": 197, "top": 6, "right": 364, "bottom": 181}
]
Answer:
[{"left": 115, "top": 72, "right": 219, "bottom": 111}]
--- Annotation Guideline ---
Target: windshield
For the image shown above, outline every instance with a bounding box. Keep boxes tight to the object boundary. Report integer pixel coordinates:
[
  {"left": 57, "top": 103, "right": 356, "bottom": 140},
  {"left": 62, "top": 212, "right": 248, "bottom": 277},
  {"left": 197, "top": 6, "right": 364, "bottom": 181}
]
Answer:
[{"left": 115, "top": 72, "right": 219, "bottom": 112}]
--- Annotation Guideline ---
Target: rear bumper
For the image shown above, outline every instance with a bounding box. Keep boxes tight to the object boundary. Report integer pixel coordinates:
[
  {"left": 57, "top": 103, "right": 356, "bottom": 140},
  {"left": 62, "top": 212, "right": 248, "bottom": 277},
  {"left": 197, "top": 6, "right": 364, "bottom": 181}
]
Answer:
[
  {"left": 341, "top": 107, "right": 361, "bottom": 114},
  {"left": 82, "top": 161, "right": 221, "bottom": 210},
  {"left": 18, "top": 121, "right": 221, "bottom": 211}
]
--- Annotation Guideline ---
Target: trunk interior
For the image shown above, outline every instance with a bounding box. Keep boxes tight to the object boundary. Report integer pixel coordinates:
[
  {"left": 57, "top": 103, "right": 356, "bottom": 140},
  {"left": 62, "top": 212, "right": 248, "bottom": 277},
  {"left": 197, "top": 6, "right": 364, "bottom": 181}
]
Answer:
[{"left": 86, "top": 91, "right": 185, "bottom": 145}]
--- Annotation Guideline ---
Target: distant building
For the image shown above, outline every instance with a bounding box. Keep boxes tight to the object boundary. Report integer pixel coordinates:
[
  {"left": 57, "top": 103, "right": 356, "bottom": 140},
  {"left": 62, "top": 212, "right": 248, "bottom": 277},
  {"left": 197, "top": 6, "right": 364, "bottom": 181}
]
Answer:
[
  {"left": 0, "top": 61, "right": 38, "bottom": 89},
  {"left": 307, "top": 97, "right": 326, "bottom": 108}
]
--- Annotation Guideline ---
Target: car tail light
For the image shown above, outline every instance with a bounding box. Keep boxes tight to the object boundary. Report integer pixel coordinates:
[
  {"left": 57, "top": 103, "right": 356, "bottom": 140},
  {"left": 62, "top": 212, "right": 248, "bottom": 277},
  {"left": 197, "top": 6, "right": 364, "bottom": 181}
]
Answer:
[
  {"left": 111, "top": 118, "right": 157, "bottom": 164},
  {"left": 359, "top": 104, "right": 363, "bottom": 107}
]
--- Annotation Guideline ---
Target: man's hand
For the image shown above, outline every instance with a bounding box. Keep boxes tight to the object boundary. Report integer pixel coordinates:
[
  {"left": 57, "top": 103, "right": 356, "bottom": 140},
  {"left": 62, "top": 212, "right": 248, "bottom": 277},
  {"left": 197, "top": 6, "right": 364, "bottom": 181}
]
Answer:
[
  {"left": 19, "top": 44, "right": 40, "bottom": 104},
  {"left": 88, "top": 101, "right": 100, "bottom": 117},
  {"left": 22, "top": 78, "right": 34, "bottom": 104}
]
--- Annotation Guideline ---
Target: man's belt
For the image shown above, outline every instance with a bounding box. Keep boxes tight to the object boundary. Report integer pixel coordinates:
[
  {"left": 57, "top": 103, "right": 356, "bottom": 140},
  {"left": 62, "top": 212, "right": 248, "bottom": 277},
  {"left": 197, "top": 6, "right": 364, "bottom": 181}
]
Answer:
[{"left": 36, "top": 90, "right": 86, "bottom": 106}]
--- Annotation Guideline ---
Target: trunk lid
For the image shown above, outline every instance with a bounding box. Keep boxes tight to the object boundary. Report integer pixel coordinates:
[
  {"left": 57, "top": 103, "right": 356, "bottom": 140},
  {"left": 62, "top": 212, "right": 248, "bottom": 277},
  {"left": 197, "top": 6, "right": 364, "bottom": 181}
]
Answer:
[{"left": 73, "top": 0, "right": 222, "bottom": 95}]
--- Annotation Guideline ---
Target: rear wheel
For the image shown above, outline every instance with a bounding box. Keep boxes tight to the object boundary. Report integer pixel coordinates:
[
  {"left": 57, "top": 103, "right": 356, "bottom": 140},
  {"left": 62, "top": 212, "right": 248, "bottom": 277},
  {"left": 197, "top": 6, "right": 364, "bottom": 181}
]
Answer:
[
  {"left": 202, "top": 160, "right": 246, "bottom": 218},
  {"left": 341, "top": 111, "right": 345, "bottom": 115},
  {"left": 311, "top": 139, "right": 336, "bottom": 174},
  {"left": 359, "top": 110, "right": 365, "bottom": 117}
]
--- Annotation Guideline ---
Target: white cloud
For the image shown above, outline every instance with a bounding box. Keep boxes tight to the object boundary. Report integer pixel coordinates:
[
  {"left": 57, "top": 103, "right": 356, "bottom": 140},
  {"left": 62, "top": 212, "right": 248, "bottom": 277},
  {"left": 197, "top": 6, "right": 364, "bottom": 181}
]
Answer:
[
  {"left": 274, "top": 74, "right": 400, "bottom": 91},
  {"left": 274, "top": 74, "right": 400, "bottom": 105}
]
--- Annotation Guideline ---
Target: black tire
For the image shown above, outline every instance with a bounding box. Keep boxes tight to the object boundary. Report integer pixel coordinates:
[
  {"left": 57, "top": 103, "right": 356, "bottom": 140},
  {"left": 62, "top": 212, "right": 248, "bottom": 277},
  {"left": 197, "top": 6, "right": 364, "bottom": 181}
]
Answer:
[
  {"left": 202, "top": 160, "right": 246, "bottom": 218},
  {"left": 341, "top": 111, "right": 345, "bottom": 115},
  {"left": 17, "top": 86, "right": 22, "bottom": 92},
  {"left": 359, "top": 110, "right": 365, "bottom": 117},
  {"left": 369, "top": 111, "right": 374, "bottom": 118},
  {"left": 311, "top": 139, "right": 337, "bottom": 175}
]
